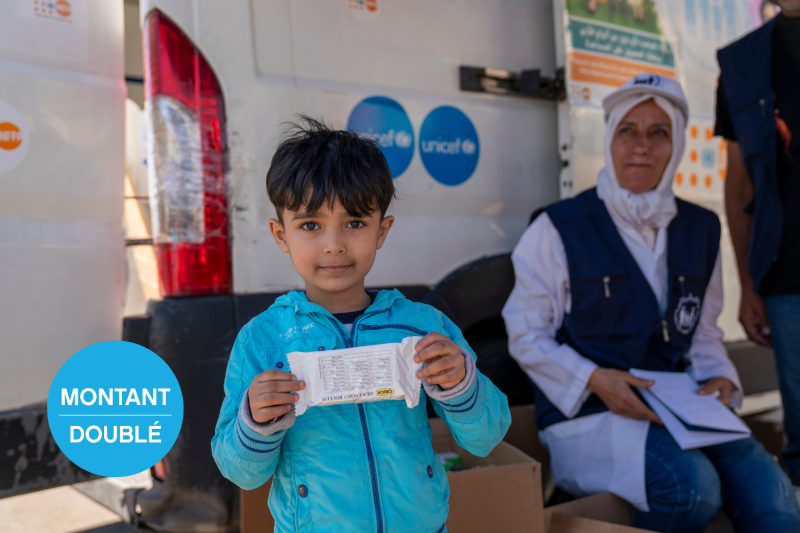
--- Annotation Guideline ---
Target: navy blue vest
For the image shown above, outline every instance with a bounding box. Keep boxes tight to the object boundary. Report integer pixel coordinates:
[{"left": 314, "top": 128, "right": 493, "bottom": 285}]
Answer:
[
  {"left": 717, "top": 19, "right": 781, "bottom": 293},
  {"left": 536, "top": 188, "right": 721, "bottom": 430}
]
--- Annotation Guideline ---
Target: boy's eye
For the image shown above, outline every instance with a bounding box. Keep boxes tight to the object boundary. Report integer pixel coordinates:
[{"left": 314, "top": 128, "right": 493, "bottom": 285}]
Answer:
[
  {"left": 346, "top": 220, "right": 365, "bottom": 229},
  {"left": 300, "top": 222, "right": 320, "bottom": 231}
]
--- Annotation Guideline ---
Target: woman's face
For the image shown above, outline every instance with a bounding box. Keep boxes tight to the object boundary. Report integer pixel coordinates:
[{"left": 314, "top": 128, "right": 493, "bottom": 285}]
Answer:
[{"left": 611, "top": 99, "right": 673, "bottom": 193}]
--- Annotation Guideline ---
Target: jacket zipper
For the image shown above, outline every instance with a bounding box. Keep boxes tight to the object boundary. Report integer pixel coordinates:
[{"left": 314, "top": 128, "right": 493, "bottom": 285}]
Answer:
[
  {"left": 660, "top": 272, "right": 672, "bottom": 343},
  {"left": 357, "top": 403, "right": 383, "bottom": 533},
  {"left": 323, "top": 311, "right": 385, "bottom": 533},
  {"left": 661, "top": 320, "right": 670, "bottom": 343}
]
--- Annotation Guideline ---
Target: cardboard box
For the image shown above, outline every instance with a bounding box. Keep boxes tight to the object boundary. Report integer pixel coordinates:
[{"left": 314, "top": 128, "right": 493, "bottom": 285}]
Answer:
[
  {"left": 241, "top": 478, "right": 273, "bottom": 533},
  {"left": 242, "top": 417, "right": 545, "bottom": 533},
  {"left": 429, "top": 416, "right": 545, "bottom": 533},
  {"left": 544, "top": 492, "right": 734, "bottom": 533},
  {"left": 544, "top": 493, "right": 638, "bottom": 532}
]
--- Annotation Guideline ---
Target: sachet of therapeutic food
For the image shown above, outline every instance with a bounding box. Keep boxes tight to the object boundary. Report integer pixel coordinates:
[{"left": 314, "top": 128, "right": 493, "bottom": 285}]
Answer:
[{"left": 288, "top": 336, "right": 423, "bottom": 416}]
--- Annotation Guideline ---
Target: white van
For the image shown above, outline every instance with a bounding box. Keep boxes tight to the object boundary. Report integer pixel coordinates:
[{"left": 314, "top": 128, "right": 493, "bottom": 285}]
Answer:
[{"left": 0, "top": 0, "right": 126, "bottom": 498}]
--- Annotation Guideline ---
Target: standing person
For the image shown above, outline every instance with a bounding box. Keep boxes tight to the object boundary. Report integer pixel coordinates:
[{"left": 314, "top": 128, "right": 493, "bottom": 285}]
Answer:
[
  {"left": 503, "top": 74, "right": 800, "bottom": 532},
  {"left": 715, "top": 1, "right": 800, "bottom": 490},
  {"left": 211, "top": 117, "right": 510, "bottom": 533}
]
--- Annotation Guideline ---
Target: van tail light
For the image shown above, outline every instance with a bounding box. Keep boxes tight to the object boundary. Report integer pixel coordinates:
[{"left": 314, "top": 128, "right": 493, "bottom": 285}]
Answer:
[{"left": 144, "top": 10, "right": 231, "bottom": 297}]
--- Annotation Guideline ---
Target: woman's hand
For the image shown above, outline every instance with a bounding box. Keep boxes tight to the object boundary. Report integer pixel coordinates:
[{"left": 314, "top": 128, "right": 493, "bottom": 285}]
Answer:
[
  {"left": 414, "top": 333, "right": 467, "bottom": 390},
  {"left": 697, "top": 377, "right": 737, "bottom": 407},
  {"left": 587, "top": 368, "right": 662, "bottom": 424}
]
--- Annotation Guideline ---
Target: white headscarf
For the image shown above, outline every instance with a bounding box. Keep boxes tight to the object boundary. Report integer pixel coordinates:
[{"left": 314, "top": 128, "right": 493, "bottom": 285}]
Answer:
[{"left": 596, "top": 94, "right": 686, "bottom": 231}]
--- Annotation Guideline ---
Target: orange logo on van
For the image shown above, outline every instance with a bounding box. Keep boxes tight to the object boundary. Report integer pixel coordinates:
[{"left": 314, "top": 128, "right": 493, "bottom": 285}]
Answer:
[
  {"left": 56, "top": 0, "right": 72, "bottom": 17},
  {"left": 0, "top": 123, "right": 23, "bottom": 151},
  {"left": 349, "top": 0, "right": 377, "bottom": 12},
  {"left": 719, "top": 139, "right": 728, "bottom": 181}
]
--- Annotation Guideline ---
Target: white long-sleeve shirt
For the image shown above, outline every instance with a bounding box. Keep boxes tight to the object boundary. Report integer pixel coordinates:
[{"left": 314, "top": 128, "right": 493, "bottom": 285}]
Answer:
[{"left": 502, "top": 211, "right": 742, "bottom": 510}]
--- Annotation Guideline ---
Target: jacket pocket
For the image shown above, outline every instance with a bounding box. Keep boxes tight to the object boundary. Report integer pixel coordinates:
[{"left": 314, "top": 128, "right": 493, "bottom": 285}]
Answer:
[
  {"left": 357, "top": 323, "right": 429, "bottom": 337},
  {"left": 283, "top": 335, "right": 340, "bottom": 357},
  {"left": 290, "top": 452, "right": 314, "bottom": 532},
  {"left": 568, "top": 273, "right": 636, "bottom": 339},
  {"left": 355, "top": 324, "right": 432, "bottom": 354},
  {"left": 419, "top": 435, "right": 448, "bottom": 513}
]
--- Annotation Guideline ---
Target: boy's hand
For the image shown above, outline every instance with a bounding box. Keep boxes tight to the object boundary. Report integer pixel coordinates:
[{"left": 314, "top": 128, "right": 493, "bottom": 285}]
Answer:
[
  {"left": 414, "top": 333, "right": 467, "bottom": 390},
  {"left": 248, "top": 370, "right": 305, "bottom": 423}
]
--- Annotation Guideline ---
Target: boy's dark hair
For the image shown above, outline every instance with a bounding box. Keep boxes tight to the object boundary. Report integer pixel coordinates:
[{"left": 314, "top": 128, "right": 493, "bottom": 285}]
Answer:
[{"left": 266, "top": 115, "right": 395, "bottom": 221}]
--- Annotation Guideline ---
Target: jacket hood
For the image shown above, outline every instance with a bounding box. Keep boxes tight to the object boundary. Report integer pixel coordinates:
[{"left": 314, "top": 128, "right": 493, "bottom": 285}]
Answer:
[{"left": 272, "top": 288, "right": 407, "bottom": 317}]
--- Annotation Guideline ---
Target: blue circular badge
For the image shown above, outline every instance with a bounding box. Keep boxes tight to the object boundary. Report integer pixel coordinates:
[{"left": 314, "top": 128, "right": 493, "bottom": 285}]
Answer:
[
  {"left": 47, "top": 341, "right": 183, "bottom": 477},
  {"left": 419, "top": 106, "right": 480, "bottom": 186},
  {"left": 347, "top": 96, "right": 414, "bottom": 179}
]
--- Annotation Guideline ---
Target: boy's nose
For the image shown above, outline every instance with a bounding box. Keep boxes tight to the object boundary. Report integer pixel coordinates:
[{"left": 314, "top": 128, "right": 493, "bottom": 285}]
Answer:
[{"left": 322, "top": 229, "right": 346, "bottom": 255}]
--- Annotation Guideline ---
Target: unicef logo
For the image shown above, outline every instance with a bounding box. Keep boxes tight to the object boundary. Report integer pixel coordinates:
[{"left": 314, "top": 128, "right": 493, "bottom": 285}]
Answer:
[
  {"left": 419, "top": 106, "right": 480, "bottom": 186},
  {"left": 347, "top": 96, "right": 414, "bottom": 179},
  {"left": 394, "top": 130, "right": 412, "bottom": 148},
  {"left": 47, "top": 341, "right": 183, "bottom": 477},
  {"left": 462, "top": 139, "right": 476, "bottom": 155}
]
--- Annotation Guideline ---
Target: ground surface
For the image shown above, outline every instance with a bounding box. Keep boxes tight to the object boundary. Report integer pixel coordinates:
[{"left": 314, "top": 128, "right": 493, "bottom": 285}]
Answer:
[{"left": 0, "top": 486, "right": 135, "bottom": 533}]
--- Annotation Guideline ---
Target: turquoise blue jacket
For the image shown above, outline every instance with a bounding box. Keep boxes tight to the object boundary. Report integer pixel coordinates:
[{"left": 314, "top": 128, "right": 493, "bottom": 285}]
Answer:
[{"left": 211, "top": 289, "right": 511, "bottom": 533}]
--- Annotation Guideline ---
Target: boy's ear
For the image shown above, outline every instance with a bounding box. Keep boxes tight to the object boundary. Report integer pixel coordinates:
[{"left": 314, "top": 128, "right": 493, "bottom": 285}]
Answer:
[
  {"left": 269, "top": 218, "right": 290, "bottom": 253},
  {"left": 376, "top": 215, "right": 394, "bottom": 250}
]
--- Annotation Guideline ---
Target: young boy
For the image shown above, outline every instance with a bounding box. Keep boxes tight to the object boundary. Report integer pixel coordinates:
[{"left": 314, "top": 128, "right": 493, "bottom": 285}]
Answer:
[{"left": 211, "top": 117, "right": 511, "bottom": 533}]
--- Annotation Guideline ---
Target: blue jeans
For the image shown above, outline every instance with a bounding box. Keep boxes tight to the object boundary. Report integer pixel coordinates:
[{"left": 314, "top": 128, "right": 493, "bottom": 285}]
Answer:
[
  {"left": 633, "top": 424, "right": 800, "bottom": 533},
  {"left": 766, "top": 293, "right": 800, "bottom": 485}
]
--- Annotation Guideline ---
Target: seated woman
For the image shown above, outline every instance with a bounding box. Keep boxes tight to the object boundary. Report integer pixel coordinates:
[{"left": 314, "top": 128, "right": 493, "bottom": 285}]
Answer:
[{"left": 502, "top": 74, "right": 800, "bottom": 533}]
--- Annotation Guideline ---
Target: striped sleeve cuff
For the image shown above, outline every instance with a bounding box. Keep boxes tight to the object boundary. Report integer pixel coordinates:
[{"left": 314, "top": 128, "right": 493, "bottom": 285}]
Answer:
[
  {"left": 425, "top": 353, "right": 485, "bottom": 424},
  {"left": 232, "top": 391, "right": 294, "bottom": 462},
  {"left": 423, "top": 348, "right": 476, "bottom": 401}
]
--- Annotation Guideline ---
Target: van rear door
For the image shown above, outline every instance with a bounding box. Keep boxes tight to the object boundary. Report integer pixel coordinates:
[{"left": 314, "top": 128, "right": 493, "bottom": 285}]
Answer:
[{"left": 0, "top": 0, "right": 125, "bottom": 498}]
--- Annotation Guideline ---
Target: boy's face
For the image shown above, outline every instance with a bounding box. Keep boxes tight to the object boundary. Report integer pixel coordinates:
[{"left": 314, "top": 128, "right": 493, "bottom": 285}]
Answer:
[{"left": 269, "top": 199, "right": 394, "bottom": 305}]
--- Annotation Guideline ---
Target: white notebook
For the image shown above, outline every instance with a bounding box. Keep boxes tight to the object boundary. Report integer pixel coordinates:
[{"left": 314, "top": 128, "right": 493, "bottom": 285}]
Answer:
[{"left": 630, "top": 369, "right": 751, "bottom": 450}]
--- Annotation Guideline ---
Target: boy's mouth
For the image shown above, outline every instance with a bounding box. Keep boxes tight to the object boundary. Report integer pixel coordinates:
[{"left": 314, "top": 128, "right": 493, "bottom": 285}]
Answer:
[{"left": 318, "top": 265, "right": 352, "bottom": 273}]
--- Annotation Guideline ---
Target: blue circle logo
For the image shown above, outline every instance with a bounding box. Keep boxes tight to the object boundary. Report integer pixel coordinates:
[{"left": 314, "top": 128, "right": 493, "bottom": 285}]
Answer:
[
  {"left": 47, "top": 341, "right": 184, "bottom": 477},
  {"left": 347, "top": 96, "right": 414, "bottom": 179},
  {"left": 419, "top": 106, "right": 480, "bottom": 186}
]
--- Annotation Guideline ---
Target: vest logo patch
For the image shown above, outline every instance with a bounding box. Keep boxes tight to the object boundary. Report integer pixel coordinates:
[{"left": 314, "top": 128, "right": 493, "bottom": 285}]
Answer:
[
  {"left": 673, "top": 294, "right": 701, "bottom": 335},
  {"left": 633, "top": 74, "right": 661, "bottom": 87}
]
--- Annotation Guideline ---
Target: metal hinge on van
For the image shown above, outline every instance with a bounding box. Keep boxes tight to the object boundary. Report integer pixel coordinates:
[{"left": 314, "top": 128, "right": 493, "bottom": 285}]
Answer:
[{"left": 459, "top": 66, "right": 566, "bottom": 101}]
